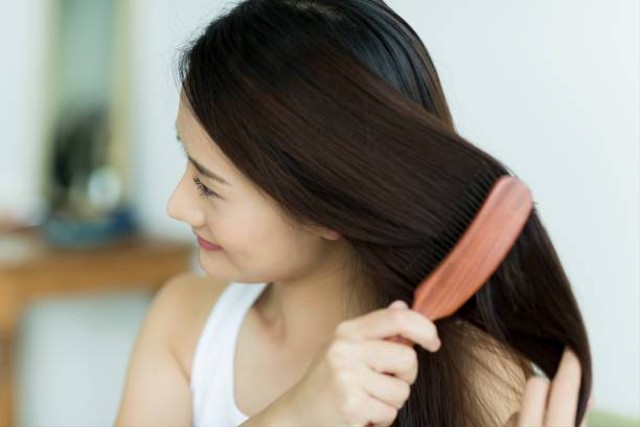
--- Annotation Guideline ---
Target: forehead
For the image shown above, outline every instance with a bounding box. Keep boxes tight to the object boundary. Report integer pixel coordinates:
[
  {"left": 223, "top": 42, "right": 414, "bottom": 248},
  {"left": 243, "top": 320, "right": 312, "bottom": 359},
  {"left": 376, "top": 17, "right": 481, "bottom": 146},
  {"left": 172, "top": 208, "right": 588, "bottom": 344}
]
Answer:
[
  {"left": 174, "top": 97, "right": 248, "bottom": 189},
  {"left": 176, "top": 101, "right": 225, "bottom": 160},
  {"left": 176, "top": 98, "right": 204, "bottom": 136},
  {"left": 174, "top": 98, "right": 294, "bottom": 217}
]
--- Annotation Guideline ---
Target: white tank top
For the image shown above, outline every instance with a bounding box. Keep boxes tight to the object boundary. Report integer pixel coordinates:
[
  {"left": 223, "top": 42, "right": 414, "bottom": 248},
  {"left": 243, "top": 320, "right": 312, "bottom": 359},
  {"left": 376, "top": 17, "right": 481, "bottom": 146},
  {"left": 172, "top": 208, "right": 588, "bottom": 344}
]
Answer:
[{"left": 190, "top": 281, "right": 269, "bottom": 426}]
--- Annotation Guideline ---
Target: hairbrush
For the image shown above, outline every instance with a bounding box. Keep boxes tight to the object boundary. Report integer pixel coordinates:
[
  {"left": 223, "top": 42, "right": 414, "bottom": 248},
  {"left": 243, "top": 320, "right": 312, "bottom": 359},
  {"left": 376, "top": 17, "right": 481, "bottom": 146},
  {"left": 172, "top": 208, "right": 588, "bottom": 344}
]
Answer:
[
  {"left": 394, "top": 174, "right": 533, "bottom": 332},
  {"left": 364, "top": 175, "right": 533, "bottom": 427}
]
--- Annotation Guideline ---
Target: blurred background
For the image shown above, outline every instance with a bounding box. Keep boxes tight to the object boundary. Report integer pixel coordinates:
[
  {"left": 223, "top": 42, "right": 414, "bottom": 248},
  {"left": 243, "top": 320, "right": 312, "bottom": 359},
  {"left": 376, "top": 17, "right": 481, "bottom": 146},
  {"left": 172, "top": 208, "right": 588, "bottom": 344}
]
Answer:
[{"left": 0, "top": 0, "right": 638, "bottom": 426}]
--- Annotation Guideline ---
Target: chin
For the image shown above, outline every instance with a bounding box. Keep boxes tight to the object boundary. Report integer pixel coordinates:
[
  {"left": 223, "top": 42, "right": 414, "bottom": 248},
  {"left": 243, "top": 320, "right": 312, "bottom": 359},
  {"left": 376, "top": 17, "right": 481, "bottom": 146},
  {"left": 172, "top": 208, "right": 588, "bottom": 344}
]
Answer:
[
  {"left": 197, "top": 255, "right": 229, "bottom": 280},
  {"left": 197, "top": 252, "right": 277, "bottom": 285}
]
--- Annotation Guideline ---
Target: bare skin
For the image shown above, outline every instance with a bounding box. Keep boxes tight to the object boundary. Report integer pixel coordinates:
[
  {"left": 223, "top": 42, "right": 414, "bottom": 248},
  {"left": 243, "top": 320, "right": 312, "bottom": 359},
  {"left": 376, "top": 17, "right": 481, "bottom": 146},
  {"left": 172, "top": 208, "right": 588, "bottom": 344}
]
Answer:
[
  {"left": 170, "top": 276, "right": 293, "bottom": 417},
  {"left": 504, "top": 347, "right": 594, "bottom": 427},
  {"left": 169, "top": 92, "right": 368, "bottom": 359}
]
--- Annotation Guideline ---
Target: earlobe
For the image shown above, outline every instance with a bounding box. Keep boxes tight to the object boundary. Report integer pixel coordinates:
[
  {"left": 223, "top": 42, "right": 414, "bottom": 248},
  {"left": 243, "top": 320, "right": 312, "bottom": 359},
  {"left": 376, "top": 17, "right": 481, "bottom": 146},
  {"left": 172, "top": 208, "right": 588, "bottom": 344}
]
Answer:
[
  {"left": 322, "top": 229, "right": 342, "bottom": 241},
  {"left": 303, "top": 221, "right": 342, "bottom": 240}
]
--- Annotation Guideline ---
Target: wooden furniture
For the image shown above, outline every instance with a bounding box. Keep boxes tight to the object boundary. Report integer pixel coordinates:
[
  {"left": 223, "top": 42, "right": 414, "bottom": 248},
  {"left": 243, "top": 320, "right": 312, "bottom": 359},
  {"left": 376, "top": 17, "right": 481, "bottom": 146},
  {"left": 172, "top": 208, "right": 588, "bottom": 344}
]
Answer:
[{"left": 0, "top": 227, "right": 194, "bottom": 427}]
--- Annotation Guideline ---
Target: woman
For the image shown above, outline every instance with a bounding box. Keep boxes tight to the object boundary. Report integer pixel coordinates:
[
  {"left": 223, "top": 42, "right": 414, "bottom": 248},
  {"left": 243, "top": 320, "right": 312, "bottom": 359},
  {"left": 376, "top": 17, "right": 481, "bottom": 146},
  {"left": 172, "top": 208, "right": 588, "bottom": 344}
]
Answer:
[{"left": 117, "top": 0, "right": 594, "bottom": 425}]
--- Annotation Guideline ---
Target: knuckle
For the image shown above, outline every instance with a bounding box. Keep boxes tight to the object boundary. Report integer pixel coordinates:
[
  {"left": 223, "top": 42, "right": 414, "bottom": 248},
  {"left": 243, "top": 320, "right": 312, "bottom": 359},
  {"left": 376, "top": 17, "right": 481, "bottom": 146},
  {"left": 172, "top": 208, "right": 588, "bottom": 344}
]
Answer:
[
  {"left": 404, "top": 348, "right": 418, "bottom": 367},
  {"left": 334, "top": 369, "right": 353, "bottom": 387},
  {"left": 390, "top": 309, "right": 407, "bottom": 329}
]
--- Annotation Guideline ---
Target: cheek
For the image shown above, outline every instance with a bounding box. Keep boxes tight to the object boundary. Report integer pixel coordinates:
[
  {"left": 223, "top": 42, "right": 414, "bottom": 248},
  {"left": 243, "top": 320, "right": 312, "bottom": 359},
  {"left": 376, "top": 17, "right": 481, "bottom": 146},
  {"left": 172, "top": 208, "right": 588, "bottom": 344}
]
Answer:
[
  {"left": 211, "top": 206, "right": 282, "bottom": 258},
  {"left": 216, "top": 209, "right": 322, "bottom": 275},
  {"left": 252, "top": 231, "right": 323, "bottom": 280}
]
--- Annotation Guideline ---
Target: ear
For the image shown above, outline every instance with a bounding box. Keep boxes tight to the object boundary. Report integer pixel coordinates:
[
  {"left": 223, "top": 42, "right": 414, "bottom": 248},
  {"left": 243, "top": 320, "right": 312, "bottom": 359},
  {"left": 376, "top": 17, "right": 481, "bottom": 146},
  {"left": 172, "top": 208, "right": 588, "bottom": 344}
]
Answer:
[
  {"left": 306, "top": 223, "right": 342, "bottom": 241},
  {"left": 320, "top": 228, "right": 342, "bottom": 241}
]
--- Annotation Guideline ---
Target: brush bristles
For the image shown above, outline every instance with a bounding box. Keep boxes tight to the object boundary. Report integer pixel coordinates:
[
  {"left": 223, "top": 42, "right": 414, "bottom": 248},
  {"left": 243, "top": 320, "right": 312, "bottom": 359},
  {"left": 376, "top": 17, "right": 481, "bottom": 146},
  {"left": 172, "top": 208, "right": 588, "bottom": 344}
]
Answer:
[{"left": 410, "top": 174, "right": 532, "bottom": 321}]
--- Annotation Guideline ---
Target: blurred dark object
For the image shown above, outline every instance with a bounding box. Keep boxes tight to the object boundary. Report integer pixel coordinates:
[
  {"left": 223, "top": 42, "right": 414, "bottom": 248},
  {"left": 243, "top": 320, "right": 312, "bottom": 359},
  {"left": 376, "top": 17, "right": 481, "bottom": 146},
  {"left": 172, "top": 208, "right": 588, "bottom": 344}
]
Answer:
[
  {"left": 38, "top": 0, "right": 137, "bottom": 248},
  {"left": 42, "top": 206, "right": 138, "bottom": 248},
  {"left": 49, "top": 105, "right": 112, "bottom": 213},
  {"left": 42, "top": 106, "right": 138, "bottom": 247}
]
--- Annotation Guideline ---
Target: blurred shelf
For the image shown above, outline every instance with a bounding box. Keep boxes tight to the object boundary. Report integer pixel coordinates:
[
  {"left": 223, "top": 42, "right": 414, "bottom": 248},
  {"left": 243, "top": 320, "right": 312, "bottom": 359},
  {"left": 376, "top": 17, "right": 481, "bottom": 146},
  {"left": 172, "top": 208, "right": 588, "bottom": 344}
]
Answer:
[{"left": 0, "top": 226, "right": 194, "bottom": 427}]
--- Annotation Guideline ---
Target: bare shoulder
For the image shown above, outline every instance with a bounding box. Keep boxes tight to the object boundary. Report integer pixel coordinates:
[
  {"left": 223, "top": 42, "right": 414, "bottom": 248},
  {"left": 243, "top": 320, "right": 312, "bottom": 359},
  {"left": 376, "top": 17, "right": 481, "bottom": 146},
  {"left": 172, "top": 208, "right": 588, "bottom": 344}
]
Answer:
[
  {"left": 114, "top": 272, "right": 228, "bottom": 426},
  {"left": 163, "top": 272, "right": 230, "bottom": 381}
]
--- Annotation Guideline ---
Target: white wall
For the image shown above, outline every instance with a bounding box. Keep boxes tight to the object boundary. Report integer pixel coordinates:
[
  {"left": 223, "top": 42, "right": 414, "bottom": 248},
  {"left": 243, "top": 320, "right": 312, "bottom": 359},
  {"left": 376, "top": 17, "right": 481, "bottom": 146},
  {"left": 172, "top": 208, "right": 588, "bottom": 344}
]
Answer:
[
  {"left": 16, "top": 291, "right": 154, "bottom": 426},
  {"left": 128, "top": 0, "right": 228, "bottom": 239},
  {"left": 0, "top": 0, "right": 49, "bottom": 217},
  {"left": 2, "top": 0, "right": 638, "bottom": 424},
  {"left": 391, "top": 0, "right": 639, "bottom": 416}
]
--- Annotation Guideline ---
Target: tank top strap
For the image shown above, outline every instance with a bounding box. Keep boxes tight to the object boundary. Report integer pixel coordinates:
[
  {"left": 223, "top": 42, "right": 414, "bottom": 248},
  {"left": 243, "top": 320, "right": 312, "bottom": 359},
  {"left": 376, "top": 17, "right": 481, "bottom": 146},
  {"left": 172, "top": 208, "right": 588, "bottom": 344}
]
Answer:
[{"left": 191, "top": 281, "right": 268, "bottom": 426}]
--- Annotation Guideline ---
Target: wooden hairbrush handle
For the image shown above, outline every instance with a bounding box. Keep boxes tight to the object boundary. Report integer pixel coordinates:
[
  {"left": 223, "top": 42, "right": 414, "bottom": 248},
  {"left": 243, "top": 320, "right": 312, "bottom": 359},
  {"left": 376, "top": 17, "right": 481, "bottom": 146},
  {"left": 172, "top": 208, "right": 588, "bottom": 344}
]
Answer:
[{"left": 412, "top": 175, "right": 532, "bottom": 321}]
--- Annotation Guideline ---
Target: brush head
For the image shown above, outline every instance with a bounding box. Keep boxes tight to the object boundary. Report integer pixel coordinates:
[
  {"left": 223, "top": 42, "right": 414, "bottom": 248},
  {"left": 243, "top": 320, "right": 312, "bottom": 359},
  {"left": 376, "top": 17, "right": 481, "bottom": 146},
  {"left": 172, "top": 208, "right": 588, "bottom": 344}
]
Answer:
[
  {"left": 369, "top": 175, "right": 534, "bottom": 427},
  {"left": 389, "top": 174, "right": 533, "bottom": 347},
  {"left": 412, "top": 175, "right": 533, "bottom": 320}
]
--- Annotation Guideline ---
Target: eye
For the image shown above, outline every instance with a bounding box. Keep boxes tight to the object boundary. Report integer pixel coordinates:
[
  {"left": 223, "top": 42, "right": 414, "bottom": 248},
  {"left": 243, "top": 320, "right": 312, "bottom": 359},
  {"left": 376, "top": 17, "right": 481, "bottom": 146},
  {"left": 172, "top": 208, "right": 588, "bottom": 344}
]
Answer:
[{"left": 192, "top": 176, "right": 220, "bottom": 199}]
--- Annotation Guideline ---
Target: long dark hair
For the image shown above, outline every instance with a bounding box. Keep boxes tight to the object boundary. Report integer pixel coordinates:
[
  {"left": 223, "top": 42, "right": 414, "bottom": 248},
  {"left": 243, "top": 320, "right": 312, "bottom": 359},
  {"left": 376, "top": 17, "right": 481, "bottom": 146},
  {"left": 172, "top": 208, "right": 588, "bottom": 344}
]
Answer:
[{"left": 175, "top": 0, "right": 592, "bottom": 425}]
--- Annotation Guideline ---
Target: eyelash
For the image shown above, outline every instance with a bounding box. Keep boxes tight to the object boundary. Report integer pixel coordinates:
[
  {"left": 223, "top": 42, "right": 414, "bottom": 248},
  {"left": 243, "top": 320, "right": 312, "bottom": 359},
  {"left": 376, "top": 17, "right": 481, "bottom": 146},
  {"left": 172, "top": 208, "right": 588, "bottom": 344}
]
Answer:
[{"left": 192, "top": 176, "right": 220, "bottom": 199}]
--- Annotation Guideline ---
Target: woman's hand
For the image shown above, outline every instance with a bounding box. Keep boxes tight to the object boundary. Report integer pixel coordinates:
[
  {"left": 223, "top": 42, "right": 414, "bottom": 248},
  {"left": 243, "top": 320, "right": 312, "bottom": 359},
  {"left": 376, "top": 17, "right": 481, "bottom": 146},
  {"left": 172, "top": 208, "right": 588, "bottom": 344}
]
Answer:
[
  {"left": 504, "top": 347, "right": 594, "bottom": 427},
  {"left": 275, "top": 299, "right": 440, "bottom": 427}
]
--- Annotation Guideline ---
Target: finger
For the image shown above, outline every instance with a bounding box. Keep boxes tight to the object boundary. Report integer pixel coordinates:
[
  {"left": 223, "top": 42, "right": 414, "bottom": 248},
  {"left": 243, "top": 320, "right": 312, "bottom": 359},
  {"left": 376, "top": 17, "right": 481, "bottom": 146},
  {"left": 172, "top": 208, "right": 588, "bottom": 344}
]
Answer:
[
  {"left": 544, "top": 348, "right": 582, "bottom": 427},
  {"left": 359, "top": 364, "right": 412, "bottom": 411},
  {"left": 362, "top": 392, "right": 399, "bottom": 427},
  {"left": 517, "top": 376, "right": 549, "bottom": 426},
  {"left": 578, "top": 393, "right": 595, "bottom": 427},
  {"left": 389, "top": 300, "right": 409, "bottom": 309},
  {"left": 337, "top": 305, "right": 440, "bottom": 352},
  {"left": 361, "top": 339, "right": 419, "bottom": 384}
]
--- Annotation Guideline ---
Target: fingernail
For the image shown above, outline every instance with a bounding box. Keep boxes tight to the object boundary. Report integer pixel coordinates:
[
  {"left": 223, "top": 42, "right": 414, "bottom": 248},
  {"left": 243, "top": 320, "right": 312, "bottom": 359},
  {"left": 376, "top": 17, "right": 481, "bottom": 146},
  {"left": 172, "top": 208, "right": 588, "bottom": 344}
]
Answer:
[{"left": 389, "top": 300, "right": 408, "bottom": 309}]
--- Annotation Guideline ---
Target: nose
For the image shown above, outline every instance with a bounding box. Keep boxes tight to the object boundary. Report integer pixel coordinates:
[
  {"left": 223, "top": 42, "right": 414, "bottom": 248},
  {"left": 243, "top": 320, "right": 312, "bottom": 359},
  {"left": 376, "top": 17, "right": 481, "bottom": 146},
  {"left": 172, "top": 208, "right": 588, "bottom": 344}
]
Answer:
[{"left": 167, "top": 174, "right": 206, "bottom": 227}]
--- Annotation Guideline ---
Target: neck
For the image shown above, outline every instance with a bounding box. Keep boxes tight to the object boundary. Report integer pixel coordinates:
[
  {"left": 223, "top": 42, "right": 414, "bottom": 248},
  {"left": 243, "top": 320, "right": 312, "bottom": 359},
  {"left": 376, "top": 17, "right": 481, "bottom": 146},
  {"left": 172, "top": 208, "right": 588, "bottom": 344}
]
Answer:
[{"left": 254, "top": 254, "right": 370, "bottom": 357}]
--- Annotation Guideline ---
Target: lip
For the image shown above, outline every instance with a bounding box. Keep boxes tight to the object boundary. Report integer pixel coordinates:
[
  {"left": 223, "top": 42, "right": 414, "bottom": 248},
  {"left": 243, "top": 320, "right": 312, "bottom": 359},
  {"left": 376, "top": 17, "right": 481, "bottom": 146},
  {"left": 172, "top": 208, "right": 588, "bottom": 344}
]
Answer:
[{"left": 195, "top": 234, "right": 223, "bottom": 251}]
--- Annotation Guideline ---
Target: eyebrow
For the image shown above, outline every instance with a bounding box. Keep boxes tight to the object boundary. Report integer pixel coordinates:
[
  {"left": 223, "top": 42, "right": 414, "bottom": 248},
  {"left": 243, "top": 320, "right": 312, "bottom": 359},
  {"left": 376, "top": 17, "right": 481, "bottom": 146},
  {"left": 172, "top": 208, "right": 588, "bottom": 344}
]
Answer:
[{"left": 175, "top": 129, "right": 230, "bottom": 186}]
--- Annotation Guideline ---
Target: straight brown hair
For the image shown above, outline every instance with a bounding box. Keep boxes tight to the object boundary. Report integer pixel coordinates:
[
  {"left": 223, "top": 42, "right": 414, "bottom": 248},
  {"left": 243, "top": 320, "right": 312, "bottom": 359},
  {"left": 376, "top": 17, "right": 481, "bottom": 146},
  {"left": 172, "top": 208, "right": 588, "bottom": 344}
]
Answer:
[{"left": 175, "top": 1, "right": 592, "bottom": 425}]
